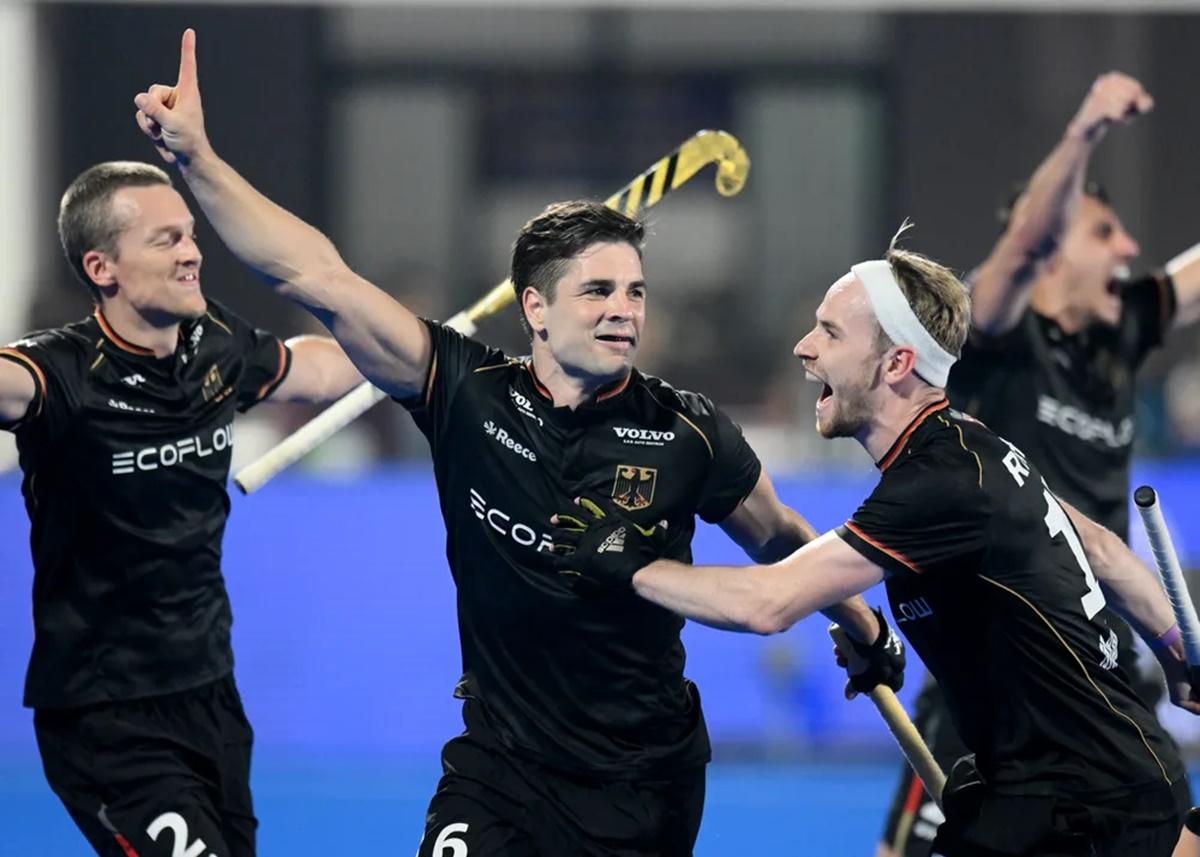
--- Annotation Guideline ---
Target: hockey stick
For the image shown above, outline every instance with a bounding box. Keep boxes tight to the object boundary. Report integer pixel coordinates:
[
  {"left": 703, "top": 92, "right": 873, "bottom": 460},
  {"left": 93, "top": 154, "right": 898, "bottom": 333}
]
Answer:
[
  {"left": 234, "top": 130, "right": 750, "bottom": 494},
  {"left": 829, "top": 625, "right": 947, "bottom": 810},
  {"left": 1134, "top": 486, "right": 1200, "bottom": 672}
]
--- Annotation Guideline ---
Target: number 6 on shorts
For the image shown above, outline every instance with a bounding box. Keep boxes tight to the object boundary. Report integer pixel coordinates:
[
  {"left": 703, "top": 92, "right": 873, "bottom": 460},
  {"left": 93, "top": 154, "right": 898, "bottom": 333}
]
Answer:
[{"left": 432, "top": 823, "right": 469, "bottom": 857}]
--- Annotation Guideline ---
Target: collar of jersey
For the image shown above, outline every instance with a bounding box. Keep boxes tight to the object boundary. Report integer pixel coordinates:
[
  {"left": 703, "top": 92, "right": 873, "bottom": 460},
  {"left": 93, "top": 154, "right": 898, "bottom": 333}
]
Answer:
[
  {"left": 876, "top": 398, "right": 950, "bottom": 471},
  {"left": 94, "top": 307, "right": 186, "bottom": 360},
  {"left": 522, "top": 359, "right": 634, "bottom": 411}
]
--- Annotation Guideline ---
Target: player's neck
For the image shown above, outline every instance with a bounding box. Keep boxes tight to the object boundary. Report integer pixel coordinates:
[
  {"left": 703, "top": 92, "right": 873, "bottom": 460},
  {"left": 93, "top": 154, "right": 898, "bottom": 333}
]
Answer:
[
  {"left": 97, "top": 300, "right": 182, "bottom": 358},
  {"left": 860, "top": 386, "right": 947, "bottom": 465},
  {"left": 1030, "top": 279, "right": 1089, "bottom": 334},
  {"left": 528, "top": 347, "right": 628, "bottom": 409}
]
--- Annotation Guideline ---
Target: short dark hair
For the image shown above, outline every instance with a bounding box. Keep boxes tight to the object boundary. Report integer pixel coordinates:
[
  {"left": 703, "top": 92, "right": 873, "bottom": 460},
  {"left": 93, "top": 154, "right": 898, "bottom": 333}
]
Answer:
[
  {"left": 58, "top": 161, "right": 173, "bottom": 300},
  {"left": 510, "top": 201, "right": 645, "bottom": 336},
  {"left": 997, "top": 179, "right": 1111, "bottom": 230}
]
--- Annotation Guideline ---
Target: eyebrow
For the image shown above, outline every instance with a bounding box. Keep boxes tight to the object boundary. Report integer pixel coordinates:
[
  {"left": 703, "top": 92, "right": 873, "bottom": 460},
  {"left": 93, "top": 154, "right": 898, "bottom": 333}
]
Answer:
[
  {"left": 818, "top": 318, "right": 842, "bottom": 335},
  {"left": 146, "top": 220, "right": 196, "bottom": 240},
  {"left": 577, "top": 279, "right": 647, "bottom": 290}
]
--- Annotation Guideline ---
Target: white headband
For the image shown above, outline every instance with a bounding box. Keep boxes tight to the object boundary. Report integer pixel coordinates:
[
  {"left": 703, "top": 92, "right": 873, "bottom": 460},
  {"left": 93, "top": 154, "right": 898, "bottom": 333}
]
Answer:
[{"left": 851, "top": 260, "right": 957, "bottom": 388}]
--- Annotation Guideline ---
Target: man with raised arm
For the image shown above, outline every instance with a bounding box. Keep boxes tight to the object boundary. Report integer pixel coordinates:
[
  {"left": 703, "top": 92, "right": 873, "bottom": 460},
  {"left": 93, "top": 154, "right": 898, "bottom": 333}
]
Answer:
[{"left": 132, "top": 29, "right": 903, "bottom": 856}]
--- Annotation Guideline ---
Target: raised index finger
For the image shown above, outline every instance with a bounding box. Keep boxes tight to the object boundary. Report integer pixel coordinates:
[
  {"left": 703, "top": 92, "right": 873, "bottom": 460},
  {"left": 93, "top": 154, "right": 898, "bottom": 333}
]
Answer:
[{"left": 177, "top": 28, "right": 198, "bottom": 89}]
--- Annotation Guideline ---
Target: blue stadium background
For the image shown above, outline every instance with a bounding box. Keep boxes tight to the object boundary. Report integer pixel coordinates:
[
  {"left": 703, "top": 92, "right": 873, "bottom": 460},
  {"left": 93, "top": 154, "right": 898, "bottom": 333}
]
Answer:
[{"left": 3, "top": 463, "right": 1197, "bottom": 854}]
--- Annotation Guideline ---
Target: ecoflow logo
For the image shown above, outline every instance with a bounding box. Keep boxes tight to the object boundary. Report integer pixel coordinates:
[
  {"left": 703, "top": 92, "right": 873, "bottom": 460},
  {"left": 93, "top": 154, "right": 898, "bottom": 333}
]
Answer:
[
  {"left": 468, "top": 488, "right": 553, "bottom": 552},
  {"left": 613, "top": 426, "right": 675, "bottom": 447},
  {"left": 483, "top": 420, "right": 538, "bottom": 462},
  {"left": 1036, "top": 395, "right": 1133, "bottom": 449},
  {"left": 111, "top": 422, "right": 233, "bottom": 475}
]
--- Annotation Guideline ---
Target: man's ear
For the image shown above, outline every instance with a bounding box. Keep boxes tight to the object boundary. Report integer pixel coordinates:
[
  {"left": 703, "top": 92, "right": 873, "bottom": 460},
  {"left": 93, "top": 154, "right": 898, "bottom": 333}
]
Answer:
[
  {"left": 523, "top": 287, "right": 549, "bottom": 335},
  {"left": 82, "top": 250, "right": 118, "bottom": 289}
]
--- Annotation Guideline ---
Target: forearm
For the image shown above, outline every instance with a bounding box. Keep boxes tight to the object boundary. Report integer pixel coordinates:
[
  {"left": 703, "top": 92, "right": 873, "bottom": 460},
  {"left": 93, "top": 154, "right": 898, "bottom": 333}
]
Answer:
[
  {"left": 971, "top": 131, "right": 1092, "bottom": 333},
  {"left": 821, "top": 596, "right": 880, "bottom": 645},
  {"left": 1068, "top": 505, "right": 1175, "bottom": 642},
  {"left": 181, "top": 147, "right": 348, "bottom": 308},
  {"left": 632, "top": 560, "right": 794, "bottom": 634},
  {"left": 1167, "top": 243, "right": 1200, "bottom": 329}
]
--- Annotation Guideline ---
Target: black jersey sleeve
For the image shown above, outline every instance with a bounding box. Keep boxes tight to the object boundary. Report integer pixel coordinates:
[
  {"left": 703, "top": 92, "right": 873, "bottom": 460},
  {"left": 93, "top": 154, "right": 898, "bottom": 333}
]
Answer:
[
  {"left": 398, "top": 319, "right": 508, "bottom": 441},
  {"left": 1121, "top": 272, "right": 1177, "bottom": 367},
  {"left": 0, "top": 331, "right": 86, "bottom": 436},
  {"left": 203, "top": 302, "right": 293, "bottom": 412},
  {"left": 836, "top": 452, "right": 990, "bottom": 578},
  {"left": 694, "top": 401, "right": 763, "bottom": 524}
]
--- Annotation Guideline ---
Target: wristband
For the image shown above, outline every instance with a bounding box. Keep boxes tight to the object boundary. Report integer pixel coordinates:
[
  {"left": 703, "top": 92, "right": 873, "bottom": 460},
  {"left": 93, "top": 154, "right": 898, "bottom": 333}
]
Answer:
[{"left": 1153, "top": 622, "right": 1181, "bottom": 651}]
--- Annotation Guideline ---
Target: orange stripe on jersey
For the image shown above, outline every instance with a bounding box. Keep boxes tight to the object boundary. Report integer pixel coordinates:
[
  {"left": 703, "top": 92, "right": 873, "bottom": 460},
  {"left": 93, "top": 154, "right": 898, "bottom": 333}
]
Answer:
[
  {"left": 424, "top": 351, "right": 439, "bottom": 409},
  {"left": 842, "top": 520, "right": 924, "bottom": 575},
  {"left": 596, "top": 373, "right": 631, "bottom": 401},
  {"left": 256, "top": 339, "right": 289, "bottom": 402},
  {"left": 878, "top": 399, "right": 950, "bottom": 472},
  {"left": 0, "top": 348, "right": 48, "bottom": 420},
  {"left": 93, "top": 308, "right": 155, "bottom": 355}
]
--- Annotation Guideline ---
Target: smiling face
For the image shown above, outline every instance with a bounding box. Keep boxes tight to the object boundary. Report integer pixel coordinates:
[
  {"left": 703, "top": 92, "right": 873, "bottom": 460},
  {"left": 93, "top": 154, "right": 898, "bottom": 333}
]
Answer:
[
  {"left": 84, "top": 185, "right": 206, "bottom": 323},
  {"left": 793, "top": 274, "right": 888, "bottom": 439},
  {"left": 525, "top": 240, "right": 646, "bottom": 384}
]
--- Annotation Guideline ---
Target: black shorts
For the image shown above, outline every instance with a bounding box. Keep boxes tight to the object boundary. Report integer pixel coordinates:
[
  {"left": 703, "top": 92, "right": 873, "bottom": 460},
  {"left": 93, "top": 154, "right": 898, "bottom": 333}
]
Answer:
[
  {"left": 34, "top": 674, "right": 257, "bottom": 857},
  {"left": 419, "top": 716, "right": 706, "bottom": 856},
  {"left": 880, "top": 677, "right": 1191, "bottom": 856},
  {"left": 930, "top": 769, "right": 1190, "bottom": 857}
]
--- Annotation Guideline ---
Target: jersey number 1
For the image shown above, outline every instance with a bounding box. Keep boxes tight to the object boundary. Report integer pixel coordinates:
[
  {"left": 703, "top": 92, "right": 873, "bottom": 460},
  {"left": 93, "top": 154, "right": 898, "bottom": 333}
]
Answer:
[{"left": 1042, "top": 488, "right": 1106, "bottom": 620}]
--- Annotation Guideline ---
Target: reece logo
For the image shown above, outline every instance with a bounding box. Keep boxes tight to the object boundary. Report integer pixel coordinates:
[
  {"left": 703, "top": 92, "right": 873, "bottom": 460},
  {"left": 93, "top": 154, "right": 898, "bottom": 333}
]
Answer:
[{"left": 484, "top": 420, "right": 537, "bottom": 461}]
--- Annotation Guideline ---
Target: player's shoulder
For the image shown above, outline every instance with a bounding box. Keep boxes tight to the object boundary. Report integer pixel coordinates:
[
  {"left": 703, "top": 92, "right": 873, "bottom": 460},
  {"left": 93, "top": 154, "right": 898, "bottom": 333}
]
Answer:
[
  {"left": 4, "top": 316, "right": 97, "bottom": 372},
  {"left": 196, "top": 298, "right": 258, "bottom": 342},
  {"left": 883, "top": 405, "right": 992, "bottom": 493},
  {"left": 631, "top": 371, "right": 719, "bottom": 420}
]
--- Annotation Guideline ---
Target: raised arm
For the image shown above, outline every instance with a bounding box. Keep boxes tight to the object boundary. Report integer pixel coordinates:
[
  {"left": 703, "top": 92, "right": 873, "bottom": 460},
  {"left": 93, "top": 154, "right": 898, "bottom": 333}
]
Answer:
[
  {"left": 1063, "top": 500, "right": 1200, "bottom": 713},
  {"left": 133, "top": 29, "right": 431, "bottom": 399},
  {"left": 1166, "top": 243, "right": 1200, "bottom": 330},
  {"left": 971, "top": 73, "right": 1152, "bottom": 337},
  {"left": 0, "top": 357, "right": 36, "bottom": 425}
]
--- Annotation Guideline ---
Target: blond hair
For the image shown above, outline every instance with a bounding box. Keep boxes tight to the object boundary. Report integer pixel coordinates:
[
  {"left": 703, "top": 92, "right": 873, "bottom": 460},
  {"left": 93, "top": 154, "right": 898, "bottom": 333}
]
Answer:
[{"left": 877, "top": 222, "right": 971, "bottom": 359}]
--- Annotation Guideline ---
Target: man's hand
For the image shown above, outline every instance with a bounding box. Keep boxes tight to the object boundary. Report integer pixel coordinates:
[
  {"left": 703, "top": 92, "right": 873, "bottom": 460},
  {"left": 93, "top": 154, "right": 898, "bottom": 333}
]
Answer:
[
  {"left": 1155, "top": 640, "right": 1200, "bottom": 716},
  {"left": 549, "top": 496, "right": 669, "bottom": 592},
  {"left": 1065, "top": 71, "right": 1153, "bottom": 145},
  {"left": 831, "top": 608, "right": 905, "bottom": 700},
  {"left": 133, "top": 29, "right": 209, "bottom": 167}
]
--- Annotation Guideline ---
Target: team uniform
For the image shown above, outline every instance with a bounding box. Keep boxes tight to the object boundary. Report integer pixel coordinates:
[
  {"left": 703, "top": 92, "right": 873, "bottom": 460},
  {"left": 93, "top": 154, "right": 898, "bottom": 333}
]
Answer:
[
  {"left": 0, "top": 301, "right": 291, "bottom": 857},
  {"left": 401, "top": 321, "right": 761, "bottom": 856},
  {"left": 839, "top": 400, "right": 1189, "bottom": 856},
  {"left": 880, "top": 273, "right": 1179, "bottom": 855}
]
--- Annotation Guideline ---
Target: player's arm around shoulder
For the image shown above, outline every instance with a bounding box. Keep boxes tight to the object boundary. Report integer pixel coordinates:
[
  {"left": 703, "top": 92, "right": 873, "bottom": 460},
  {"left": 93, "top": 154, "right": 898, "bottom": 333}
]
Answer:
[
  {"left": 266, "top": 335, "right": 365, "bottom": 404},
  {"left": 0, "top": 356, "right": 37, "bottom": 425}
]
